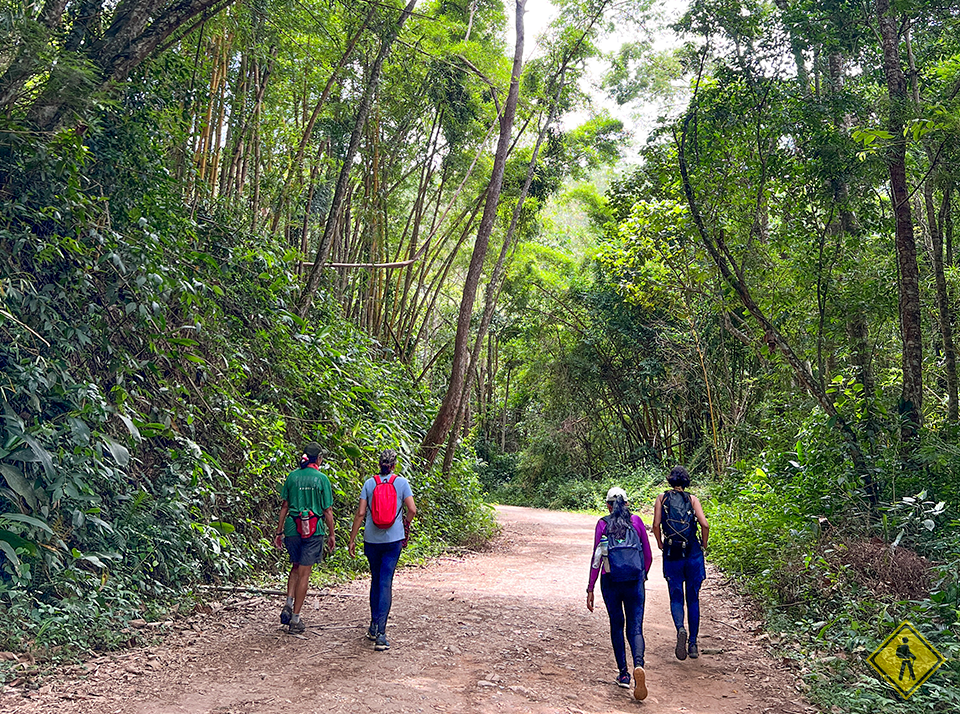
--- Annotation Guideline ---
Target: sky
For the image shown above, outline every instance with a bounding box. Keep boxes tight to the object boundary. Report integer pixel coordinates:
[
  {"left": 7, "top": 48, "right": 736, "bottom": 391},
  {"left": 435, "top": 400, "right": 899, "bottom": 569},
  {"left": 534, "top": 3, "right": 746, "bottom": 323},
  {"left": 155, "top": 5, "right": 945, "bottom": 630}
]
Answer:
[{"left": 505, "top": 0, "right": 690, "bottom": 152}]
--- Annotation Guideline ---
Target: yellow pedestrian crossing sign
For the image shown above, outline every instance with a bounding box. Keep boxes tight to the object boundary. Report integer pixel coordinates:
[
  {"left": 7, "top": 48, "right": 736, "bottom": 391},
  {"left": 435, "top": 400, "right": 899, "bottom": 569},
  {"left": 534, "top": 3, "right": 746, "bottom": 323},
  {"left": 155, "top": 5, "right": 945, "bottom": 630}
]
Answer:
[{"left": 867, "top": 621, "right": 945, "bottom": 699}]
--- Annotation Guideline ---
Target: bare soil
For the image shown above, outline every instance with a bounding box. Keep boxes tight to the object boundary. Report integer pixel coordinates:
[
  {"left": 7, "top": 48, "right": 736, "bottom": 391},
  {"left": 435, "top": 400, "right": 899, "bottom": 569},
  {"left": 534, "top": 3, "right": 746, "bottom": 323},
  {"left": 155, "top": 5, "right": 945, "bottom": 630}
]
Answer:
[{"left": 3, "top": 506, "right": 816, "bottom": 714}]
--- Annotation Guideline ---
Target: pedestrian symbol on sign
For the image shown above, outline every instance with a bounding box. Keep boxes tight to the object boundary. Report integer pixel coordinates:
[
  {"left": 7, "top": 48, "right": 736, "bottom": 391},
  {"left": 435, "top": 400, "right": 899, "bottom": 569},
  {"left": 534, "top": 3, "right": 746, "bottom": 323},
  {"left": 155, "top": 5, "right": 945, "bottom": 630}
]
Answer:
[{"left": 867, "top": 621, "right": 944, "bottom": 699}]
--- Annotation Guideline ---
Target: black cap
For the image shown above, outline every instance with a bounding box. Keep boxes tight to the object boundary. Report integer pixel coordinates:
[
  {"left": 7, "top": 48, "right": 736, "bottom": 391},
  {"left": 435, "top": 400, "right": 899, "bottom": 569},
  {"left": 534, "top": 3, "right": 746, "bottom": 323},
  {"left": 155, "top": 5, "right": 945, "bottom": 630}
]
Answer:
[{"left": 303, "top": 442, "right": 322, "bottom": 458}]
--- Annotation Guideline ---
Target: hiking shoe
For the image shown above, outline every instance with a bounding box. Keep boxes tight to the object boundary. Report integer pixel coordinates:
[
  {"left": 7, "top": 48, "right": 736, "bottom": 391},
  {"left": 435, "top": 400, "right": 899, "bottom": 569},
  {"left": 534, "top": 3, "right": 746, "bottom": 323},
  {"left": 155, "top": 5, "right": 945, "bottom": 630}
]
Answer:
[
  {"left": 280, "top": 603, "right": 293, "bottom": 626},
  {"left": 365, "top": 624, "right": 378, "bottom": 641},
  {"left": 688, "top": 642, "right": 699, "bottom": 659},
  {"left": 633, "top": 666, "right": 647, "bottom": 701},
  {"left": 374, "top": 633, "right": 390, "bottom": 651},
  {"left": 289, "top": 618, "right": 306, "bottom": 634},
  {"left": 616, "top": 672, "right": 631, "bottom": 688},
  {"left": 676, "top": 628, "right": 688, "bottom": 660}
]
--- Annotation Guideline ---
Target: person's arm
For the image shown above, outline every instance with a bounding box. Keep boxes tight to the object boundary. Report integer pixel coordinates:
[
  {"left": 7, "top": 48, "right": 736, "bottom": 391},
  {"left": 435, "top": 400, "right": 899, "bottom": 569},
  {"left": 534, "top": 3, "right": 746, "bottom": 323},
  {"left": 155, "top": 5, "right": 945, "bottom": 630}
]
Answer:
[
  {"left": 348, "top": 498, "right": 367, "bottom": 558},
  {"left": 586, "top": 519, "right": 605, "bottom": 612},
  {"left": 274, "top": 500, "right": 289, "bottom": 549},
  {"left": 323, "top": 506, "right": 335, "bottom": 553},
  {"left": 402, "top": 495, "right": 416, "bottom": 525},
  {"left": 651, "top": 494, "right": 664, "bottom": 550},
  {"left": 690, "top": 494, "right": 709, "bottom": 550}
]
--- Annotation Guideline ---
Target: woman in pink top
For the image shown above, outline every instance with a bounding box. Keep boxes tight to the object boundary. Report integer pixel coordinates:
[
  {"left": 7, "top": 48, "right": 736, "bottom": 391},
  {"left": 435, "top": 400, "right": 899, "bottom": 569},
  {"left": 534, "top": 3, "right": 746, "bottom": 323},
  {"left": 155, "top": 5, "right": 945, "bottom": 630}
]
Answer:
[{"left": 586, "top": 487, "right": 653, "bottom": 700}]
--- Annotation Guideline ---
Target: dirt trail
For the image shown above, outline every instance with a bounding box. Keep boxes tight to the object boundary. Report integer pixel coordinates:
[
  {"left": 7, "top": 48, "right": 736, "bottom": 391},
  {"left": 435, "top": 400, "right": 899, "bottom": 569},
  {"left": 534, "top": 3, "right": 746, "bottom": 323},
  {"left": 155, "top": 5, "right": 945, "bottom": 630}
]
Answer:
[{"left": 5, "top": 506, "right": 815, "bottom": 714}]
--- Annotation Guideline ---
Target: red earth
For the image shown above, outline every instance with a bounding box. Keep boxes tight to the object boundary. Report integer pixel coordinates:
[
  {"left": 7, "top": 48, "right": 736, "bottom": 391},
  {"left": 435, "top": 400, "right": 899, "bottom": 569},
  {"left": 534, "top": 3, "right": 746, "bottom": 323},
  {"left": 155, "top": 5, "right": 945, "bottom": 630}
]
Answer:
[{"left": 3, "top": 505, "right": 815, "bottom": 714}]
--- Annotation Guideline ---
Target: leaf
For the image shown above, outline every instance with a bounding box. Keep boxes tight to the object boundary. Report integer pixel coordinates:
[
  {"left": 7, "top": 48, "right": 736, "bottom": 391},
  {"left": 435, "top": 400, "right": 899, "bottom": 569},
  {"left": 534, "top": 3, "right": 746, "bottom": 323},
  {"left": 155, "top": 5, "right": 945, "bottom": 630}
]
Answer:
[
  {"left": 342, "top": 444, "right": 363, "bottom": 459},
  {"left": 116, "top": 413, "right": 141, "bottom": 441},
  {"left": 0, "top": 539, "right": 22, "bottom": 573},
  {"left": 1, "top": 513, "right": 54, "bottom": 534},
  {"left": 80, "top": 553, "right": 107, "bottom": 568},
  {"left": 14, "top": 432, "right": 54, "bottom": 481},
  {"left": 102, "top": 436, "right": 130, "bottom": 466},
  {"left": 922, "top": 519, "right": 935, "bottom": 531},
  {"left": 69, "top": 417, "right": 92, "bottom": 444},
  {"left": 0, "top": 463, "right": 38, "bottom": 510},
  {"left": 0, "top": 529, "right": 36, "bottom": 556},
  {"left": 209, "top": 521, "right": 235, "bottom": 535},
  {"left": 891, "top": 530, "right": 904, "bottom": 549}
]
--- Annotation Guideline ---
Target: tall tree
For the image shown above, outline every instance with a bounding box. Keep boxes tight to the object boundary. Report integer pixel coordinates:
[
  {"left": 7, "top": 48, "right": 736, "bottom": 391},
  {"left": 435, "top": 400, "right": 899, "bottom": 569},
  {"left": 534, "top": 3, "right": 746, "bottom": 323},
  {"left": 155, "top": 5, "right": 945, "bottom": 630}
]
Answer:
[
  {"left": 297, "top": 0, "right": 420, "bottom": 318},
  {"left": 876, "top": 0, "right": 923, "bottom": 439},
  {"left": 418, "top": 0, "right": 527, "bottom": 470}
]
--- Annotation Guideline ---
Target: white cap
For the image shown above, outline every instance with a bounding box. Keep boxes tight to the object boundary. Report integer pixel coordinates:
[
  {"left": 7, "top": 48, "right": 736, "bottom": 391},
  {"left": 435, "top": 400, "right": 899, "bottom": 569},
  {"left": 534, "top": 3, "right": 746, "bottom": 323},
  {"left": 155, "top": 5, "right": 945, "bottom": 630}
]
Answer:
[{"left": 605, "top": 486, "right": 627, "bottom": 503}]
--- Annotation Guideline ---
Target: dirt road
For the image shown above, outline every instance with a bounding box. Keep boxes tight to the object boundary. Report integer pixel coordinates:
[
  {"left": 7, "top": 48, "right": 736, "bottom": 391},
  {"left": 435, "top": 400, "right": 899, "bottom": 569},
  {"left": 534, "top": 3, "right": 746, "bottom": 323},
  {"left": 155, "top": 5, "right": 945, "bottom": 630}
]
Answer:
[{"left": 5, "top": 506, "right": 815, "bottom": 713}]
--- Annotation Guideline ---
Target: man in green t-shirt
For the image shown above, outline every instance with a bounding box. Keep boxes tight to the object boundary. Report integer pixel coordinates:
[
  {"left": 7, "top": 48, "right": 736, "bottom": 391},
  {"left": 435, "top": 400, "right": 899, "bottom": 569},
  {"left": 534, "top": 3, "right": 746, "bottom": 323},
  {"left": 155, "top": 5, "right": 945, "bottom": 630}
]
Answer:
[{"left": 273, "top": 442, "right": 334, "bottom": 633}]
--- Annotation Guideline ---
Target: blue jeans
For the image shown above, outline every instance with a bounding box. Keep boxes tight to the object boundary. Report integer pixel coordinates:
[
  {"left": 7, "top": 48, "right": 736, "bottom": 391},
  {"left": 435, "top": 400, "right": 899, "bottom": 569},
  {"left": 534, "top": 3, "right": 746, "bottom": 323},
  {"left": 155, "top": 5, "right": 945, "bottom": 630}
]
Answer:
[
  {"left": 662, "top": 551, "right": 706, "bottom": 645},
  {"left": 364, "top": 540, "right": 402, "bottom": 634},
  {"left": 600, "top": 574, "right": 645, "bottom": 673}
]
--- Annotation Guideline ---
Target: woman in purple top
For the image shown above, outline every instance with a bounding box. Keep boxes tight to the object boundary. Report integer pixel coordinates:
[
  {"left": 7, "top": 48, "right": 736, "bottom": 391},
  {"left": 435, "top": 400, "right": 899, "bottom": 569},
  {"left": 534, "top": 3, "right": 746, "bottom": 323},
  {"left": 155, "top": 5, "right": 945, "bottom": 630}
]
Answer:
[{"left": 586, "top": 486, "right": 653, "bottom": 701}]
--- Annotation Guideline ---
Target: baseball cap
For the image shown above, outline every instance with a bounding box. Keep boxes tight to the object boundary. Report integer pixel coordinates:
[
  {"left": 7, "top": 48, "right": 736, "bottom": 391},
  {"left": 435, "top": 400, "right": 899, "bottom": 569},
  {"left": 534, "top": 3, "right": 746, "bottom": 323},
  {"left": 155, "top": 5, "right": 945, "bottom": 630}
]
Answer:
[
  {"left": 303, "top": 442, "right": 322, "bottom": 458},
  {"left": 605, "top": 486, "right": 627, "bottom": 503}
]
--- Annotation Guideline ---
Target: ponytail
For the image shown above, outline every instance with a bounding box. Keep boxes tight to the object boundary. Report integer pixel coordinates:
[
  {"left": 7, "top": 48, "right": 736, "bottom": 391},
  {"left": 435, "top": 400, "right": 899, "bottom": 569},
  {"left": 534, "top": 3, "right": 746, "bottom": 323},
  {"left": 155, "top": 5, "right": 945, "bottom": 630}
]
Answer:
[{"left": 606, "top": 496, "right": 633, "bottom": 540}]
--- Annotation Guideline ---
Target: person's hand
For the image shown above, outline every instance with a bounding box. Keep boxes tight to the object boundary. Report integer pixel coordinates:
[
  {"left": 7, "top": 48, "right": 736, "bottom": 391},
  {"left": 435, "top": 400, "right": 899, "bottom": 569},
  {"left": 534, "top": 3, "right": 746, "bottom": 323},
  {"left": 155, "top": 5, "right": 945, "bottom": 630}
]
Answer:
[
  {"left": 273, "top": 533, "right": 283, "bottom": 550},
  {"left": 586, "top": 591, "right": 594, "bottom": 612},
  {"left": 348, "top": 538, "right": 356, "bottom": 558},
  {"left": 326, "top": 535, "right": 336, "bottom": 555}
]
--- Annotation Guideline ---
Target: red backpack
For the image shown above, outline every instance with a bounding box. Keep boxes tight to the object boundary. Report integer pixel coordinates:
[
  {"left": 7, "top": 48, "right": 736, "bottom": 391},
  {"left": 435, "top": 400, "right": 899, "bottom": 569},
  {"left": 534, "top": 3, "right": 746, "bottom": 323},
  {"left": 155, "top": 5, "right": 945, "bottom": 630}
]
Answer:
[{"left": 370, "top": 474, "right": 400, "bottom": 529}]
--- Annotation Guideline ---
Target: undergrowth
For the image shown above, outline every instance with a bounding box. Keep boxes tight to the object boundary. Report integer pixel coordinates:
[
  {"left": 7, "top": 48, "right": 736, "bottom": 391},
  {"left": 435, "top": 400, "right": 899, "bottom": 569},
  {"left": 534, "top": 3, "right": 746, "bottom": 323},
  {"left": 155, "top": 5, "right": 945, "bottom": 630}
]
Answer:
[
  {"left": 0, "top": 112, "right": 494, "bottom": 661},
  {"left": 705, "top": 434, "right": 960, "bottom": 713}
]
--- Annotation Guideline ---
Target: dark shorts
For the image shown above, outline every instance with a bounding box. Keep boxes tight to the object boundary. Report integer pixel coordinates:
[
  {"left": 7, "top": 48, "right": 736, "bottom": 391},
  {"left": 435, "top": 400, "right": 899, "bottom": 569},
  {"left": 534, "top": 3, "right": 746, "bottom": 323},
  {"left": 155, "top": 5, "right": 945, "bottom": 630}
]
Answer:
[{"left": 284, "top": 534, "right": 324, "bottom": 566}]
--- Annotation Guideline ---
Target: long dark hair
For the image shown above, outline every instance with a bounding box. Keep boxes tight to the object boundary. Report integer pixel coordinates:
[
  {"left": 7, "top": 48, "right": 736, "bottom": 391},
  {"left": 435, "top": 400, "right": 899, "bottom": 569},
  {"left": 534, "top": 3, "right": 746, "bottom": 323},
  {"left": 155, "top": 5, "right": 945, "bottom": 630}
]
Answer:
[{"left": 606, "top": 496, "right": 633, "bottom": 540}]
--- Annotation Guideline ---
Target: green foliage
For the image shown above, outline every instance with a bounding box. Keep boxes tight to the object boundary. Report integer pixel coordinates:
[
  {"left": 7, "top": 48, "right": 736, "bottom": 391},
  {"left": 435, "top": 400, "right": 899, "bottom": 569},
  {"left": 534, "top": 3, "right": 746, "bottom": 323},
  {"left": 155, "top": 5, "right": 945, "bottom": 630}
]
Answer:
[
  {"left": 0, "top": 98, "right": 492, "bottom": 656},
  {"left": 486, "top": 455, "right": 666, "bottom": 514}
]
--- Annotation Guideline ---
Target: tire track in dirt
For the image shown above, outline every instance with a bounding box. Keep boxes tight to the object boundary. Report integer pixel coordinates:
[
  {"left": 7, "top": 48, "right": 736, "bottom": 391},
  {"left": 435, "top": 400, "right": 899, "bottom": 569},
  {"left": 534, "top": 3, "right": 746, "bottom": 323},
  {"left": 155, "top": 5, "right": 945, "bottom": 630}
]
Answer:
[{"left": 4, "top": 506, "right": 816, "bottom": 714}]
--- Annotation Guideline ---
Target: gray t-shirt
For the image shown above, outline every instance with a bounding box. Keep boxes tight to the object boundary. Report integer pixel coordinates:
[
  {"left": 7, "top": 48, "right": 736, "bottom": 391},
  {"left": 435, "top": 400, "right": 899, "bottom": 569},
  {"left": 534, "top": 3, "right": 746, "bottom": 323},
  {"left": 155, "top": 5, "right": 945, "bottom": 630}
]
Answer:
[{"left": 360, "top": 474, "right": 413, "bottom": 544}]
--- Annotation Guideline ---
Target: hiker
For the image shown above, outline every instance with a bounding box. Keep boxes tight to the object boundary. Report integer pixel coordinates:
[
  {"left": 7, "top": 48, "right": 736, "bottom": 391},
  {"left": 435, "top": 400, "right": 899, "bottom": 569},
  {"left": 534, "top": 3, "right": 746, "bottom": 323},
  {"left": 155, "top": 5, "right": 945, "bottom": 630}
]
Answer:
[
  {"left": 652, "top": 465, "right": 710, "bottom": 660},
  {"left": 273, "top": 442, "right": 335, "bottom": 634},
  {"left": 586, "top": 486, "right": 653, "bottom": 701},
  {"left": 348, "top": 449, "right": 416, "bottom": 652}
]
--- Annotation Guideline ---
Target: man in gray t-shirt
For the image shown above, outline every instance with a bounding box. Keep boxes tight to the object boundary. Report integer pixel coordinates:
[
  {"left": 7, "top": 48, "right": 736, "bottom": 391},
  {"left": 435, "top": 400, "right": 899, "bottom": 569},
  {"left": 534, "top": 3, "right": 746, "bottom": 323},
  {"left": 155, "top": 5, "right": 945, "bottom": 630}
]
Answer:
[{"left": 348, "top": 449, "right": 416, "bottom": 652}]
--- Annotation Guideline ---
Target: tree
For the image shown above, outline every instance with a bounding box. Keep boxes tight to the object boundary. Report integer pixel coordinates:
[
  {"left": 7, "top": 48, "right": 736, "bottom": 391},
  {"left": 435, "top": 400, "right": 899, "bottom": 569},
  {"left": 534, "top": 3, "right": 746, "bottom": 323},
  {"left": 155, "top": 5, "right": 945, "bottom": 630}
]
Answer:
[{"left": 417, "top": 0, "right": 528, "bottom": 470}]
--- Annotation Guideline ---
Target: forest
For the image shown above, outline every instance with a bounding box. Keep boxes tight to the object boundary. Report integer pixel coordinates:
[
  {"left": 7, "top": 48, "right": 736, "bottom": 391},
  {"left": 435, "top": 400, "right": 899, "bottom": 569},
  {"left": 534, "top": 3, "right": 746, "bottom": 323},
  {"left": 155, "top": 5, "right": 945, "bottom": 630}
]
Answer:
[{"left": 1, "top": 0, "right": 958, "bottom": 711}]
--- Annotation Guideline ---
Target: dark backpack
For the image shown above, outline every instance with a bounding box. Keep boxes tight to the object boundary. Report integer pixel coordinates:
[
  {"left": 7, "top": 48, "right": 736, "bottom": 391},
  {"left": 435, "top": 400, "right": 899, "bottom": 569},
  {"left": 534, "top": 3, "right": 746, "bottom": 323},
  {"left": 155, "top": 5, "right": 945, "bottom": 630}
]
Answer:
[
  {"left": 661, "top": 490, "right": 696, "bottom": 559},
  {"left": 370, "top": 474, "right": 401, "bottom": 529},
  {"left": 603, "top": 517, "right": 645, "bottom": 582}
]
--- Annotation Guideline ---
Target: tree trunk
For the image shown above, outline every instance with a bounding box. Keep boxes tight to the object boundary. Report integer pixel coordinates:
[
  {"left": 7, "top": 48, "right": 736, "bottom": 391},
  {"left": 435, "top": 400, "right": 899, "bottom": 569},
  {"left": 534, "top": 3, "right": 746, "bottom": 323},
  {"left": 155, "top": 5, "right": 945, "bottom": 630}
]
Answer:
[
  {"left": 0, "top": 0, "right": 70, "bottom": 110},
  {"left": 877, "top": 0, "right": 923, "bottom": 439},
  {"left": 298, "top": 0, "right": 419, "bottom": 318},
  {"left": 29, "top": 0, "right": 237, "bottom": 130},
  {"left": 417, "top": 0, "right": 527, "bottom": 471},
  {"left": 678, "top": 110, "right": 874, "bottom": 499}
]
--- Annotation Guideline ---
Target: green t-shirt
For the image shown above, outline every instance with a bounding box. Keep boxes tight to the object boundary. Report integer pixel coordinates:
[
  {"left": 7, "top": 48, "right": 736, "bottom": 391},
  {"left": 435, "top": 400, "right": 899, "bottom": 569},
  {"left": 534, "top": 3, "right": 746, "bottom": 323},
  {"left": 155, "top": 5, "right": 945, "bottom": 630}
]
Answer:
[{"left": 281, "top": 466, "right": 333, "bottom": 538}]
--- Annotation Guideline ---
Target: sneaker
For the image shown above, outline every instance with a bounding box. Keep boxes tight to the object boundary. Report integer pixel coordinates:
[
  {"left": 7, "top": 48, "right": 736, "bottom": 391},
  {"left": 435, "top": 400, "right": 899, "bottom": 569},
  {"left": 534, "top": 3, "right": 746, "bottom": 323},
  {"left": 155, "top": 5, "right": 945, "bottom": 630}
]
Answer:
[
  {"left": 280, "top": 603, "right": 293, "bottom": 626},
  {"left": 289, "top": 618, "right": 306, "bottom": 634},
  {"left": 615, "top": 672, "right": 631, "bottom": 688},
  {"left": 365, "top": 624, "right": 378, "bottom": 641},
  {"left": 688, "top": 642, "right": 699, "bottom": 659},
  {"left": 676, "top": 628, "right": 688, "bottom": 660},
  {"left": 633, "top": 666, "right": 647, "bottom": 701},
  {"left": 374, "top": 633, "right": 390, "bottom": 651}
]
